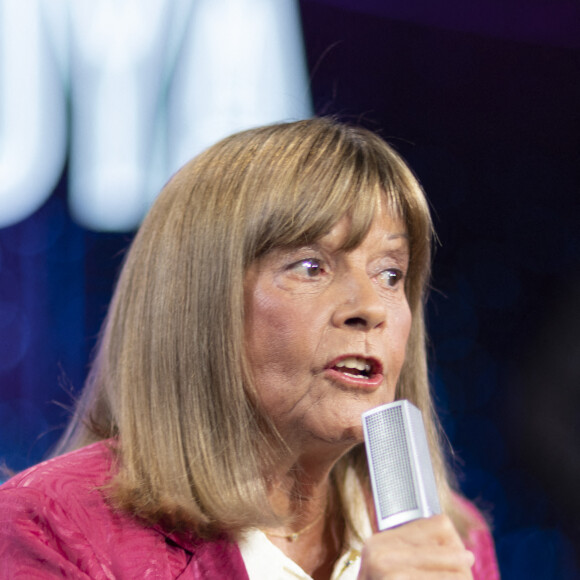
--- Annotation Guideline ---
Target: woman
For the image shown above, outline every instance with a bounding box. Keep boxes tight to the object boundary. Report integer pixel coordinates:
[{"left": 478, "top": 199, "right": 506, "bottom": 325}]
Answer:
[{"left": 0, "top": 118, "right": 499, "bottom": 578}]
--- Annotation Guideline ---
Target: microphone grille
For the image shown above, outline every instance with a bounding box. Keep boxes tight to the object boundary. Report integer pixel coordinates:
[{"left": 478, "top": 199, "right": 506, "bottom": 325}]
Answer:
[
  {"left": 364, "top": 404, "right": 418, "bottom": 519},
  {"left": 363, "top": 400, "right": 441, "bottom": 530}
]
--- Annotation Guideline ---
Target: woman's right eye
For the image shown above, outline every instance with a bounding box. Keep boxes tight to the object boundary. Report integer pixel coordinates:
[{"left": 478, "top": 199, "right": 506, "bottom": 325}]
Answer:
[{"left": 289, "top": 258, "right": 325, "bottom": 278}]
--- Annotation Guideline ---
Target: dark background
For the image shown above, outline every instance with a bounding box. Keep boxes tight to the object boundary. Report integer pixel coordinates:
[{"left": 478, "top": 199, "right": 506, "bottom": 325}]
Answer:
[{"left": 1, "top": 1, "right": 579, "bottom": 577}]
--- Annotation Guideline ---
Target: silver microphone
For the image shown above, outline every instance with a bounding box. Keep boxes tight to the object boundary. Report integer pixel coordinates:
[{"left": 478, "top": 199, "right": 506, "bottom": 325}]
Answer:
[{"left": 362, "top": 400, "right": 441, "bottom": 531}]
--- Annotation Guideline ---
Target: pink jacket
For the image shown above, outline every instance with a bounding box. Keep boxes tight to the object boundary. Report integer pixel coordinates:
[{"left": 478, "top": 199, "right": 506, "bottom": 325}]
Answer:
[{"left": 0, "top": 442, "right": 499, "bottom": 579}]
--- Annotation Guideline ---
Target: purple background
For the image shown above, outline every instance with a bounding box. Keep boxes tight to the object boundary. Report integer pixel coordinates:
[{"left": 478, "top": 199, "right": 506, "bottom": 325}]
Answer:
[{"left": 1, "top": 1, "right": 579, "bottom": 577}]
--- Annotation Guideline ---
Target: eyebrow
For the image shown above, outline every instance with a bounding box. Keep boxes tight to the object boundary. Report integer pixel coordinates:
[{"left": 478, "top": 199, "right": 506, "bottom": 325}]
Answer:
[
  {"left": 386, "top": 233, "right": 410, "bottom": 243},
  {"left": 374, "top": 235, "right": 410, "bottom": 261}
]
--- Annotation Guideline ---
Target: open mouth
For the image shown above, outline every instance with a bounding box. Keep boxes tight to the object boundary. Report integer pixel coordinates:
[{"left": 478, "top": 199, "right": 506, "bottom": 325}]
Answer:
[{"left": 330, "top": 356, "right": 380, "bottom": 380}]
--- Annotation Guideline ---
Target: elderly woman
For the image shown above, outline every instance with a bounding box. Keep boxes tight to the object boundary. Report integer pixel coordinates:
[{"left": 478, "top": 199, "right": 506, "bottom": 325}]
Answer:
[{"left": 0, "top": 118, "right": 499, "bottom": 579}]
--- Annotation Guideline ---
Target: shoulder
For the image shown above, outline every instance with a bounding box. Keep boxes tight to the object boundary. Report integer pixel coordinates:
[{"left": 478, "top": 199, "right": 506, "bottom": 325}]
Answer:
[
  {"left": 0, "top": 440, "right": 118, "bottom": 542},
  {"left": 0, "top": 441, "right": 182, "bottom": 578},
  {"left": 1, "top": 440, "right": 116, "bottom": 496},
  {"left": 452, "top": 493, "right": 501, "bottom": 580},
  {"left": 0, "top": 441, "right": 248, "bottom": 579},
  {"left": 0, "top": 442, "right": 122, "bottom": 577}
]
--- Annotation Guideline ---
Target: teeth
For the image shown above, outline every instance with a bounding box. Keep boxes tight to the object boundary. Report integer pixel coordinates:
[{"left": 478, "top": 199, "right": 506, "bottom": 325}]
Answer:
[{"left": 335, "top": 357, "right": 372, "bottom": 373}]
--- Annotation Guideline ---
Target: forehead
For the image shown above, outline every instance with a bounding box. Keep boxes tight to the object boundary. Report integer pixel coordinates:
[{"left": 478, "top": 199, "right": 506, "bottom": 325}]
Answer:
[{"left": 315, "top": 204, "right": 408, "bottom": 252}]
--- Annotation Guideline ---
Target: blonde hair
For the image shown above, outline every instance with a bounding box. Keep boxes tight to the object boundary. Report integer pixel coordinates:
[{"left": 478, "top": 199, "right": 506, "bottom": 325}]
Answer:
[{"left": 57, "top": 118, "right": 471, "bottom": 537}]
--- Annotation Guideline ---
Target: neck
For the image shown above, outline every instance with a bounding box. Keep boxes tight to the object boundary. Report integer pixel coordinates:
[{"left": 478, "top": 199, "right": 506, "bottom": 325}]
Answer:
[
  {"left": 260, "top": 442, "right": 353, "bottom": 546},
  {"left": 262, "top": 461, "right": 345, "bottom": 580},
  {"left": 267, "top": 467, "right": 331, "bottom": 526},
  {"left": 265, "top": 444, "right": 347, "bottom": 517},
  {"left": 257, "top": 438, "right": 358, "bottom": 574}
]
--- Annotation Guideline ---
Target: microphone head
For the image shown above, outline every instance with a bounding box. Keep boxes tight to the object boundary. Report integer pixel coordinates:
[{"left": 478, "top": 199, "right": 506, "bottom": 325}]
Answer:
[{"left": 362, "top": 400, "right": 441, "bottom": 531}]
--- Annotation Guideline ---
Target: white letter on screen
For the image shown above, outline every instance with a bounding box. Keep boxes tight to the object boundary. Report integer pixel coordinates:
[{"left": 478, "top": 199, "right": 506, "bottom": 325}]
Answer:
[
  {"left": 0, "top": 0, "right": 67, "bottom": 228},
  {"left": 67, "top": 0, "right": 173, "bottom": 231},
  {"left": 167, "top": 0, "right": 313, "bottom": 173}
]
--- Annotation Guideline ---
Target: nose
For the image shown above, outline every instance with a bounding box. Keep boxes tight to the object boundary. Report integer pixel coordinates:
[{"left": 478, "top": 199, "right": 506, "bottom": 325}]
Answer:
[{"left": 331, "top": 271, "right": 387, "bottom": 331}]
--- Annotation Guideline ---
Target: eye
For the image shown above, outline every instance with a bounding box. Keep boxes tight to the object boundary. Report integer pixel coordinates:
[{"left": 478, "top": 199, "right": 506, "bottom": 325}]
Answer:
[
  {"left": 378, "top": 268, "right": 405, "bottom": 288},
  {"left": 290, "top": 258, "right": 326, "bottom": 278}
]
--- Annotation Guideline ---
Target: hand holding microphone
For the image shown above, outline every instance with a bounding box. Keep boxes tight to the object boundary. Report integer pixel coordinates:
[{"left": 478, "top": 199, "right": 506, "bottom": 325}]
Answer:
[
  {"left": 358, "top": 514, "right": 475, "bottom": 579},
  {"left": 359, "top": 401, "right": 475, "bottom": 579}
]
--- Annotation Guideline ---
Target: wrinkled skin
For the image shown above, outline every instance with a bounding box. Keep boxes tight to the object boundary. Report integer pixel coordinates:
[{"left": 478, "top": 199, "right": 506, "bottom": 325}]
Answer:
[{"left": 245, "top": 207, "right": 474, "bottom": 579}]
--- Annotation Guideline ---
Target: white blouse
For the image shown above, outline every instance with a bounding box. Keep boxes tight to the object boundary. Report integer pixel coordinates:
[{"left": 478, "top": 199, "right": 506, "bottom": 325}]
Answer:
[{"left": 239, "top": 468, "right": 373, "bottom": 580}]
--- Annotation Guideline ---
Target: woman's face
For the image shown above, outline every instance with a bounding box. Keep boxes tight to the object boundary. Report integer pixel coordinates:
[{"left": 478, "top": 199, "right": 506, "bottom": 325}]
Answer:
[{"left": 244, "top": 205, "right": 412, "bottom": 456}]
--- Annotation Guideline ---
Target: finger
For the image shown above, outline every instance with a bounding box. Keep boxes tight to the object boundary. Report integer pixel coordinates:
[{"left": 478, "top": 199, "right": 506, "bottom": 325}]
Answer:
[
  {"left": 377, "top": 514, "right": 466, "bottom": 549},
  {"left": 358, "top": 568, "right": 473, "bottom": 580},
  {"left": 363, "top": 537, "right": 475, "bottom": 571},
  {"left": 360, "top": 572, "right": 473, "bottom": 580},
  {"left": 422, "top": 514, "right": 467, "bottom": 549}
]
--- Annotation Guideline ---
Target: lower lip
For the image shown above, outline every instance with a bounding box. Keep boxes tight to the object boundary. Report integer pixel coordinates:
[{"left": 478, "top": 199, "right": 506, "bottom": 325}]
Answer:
[{"left": 324, "top": 368, "right": 384, "bottom": 389}]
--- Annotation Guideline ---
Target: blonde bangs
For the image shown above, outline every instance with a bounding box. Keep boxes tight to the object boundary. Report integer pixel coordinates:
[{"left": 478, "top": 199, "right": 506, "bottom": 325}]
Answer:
[
  {"left": 213, "top": 119, "right": 434, "bottom": 316},
  {"left": 231, "top": 121, "right": 419, "bottom": 259}
]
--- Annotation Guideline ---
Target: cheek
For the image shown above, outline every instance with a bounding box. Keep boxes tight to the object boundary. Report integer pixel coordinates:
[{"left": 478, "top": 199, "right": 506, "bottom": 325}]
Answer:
[
  {"left": 245, "top": 290, "right": 311, "bottom": 373},
  {"left": 244, "top": 300, "right": 314, "bottom": 418},
  {"left": 390, "top": 303, "right": 413, "bottom": 363},
  {"left": 401, "top": 305, "right": 413, "bottom": 346}
]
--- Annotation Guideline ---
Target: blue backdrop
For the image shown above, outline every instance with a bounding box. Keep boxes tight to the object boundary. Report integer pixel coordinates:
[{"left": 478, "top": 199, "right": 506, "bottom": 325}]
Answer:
[{"left": 1, "top": 1, "right": 579, "bottom": 577}]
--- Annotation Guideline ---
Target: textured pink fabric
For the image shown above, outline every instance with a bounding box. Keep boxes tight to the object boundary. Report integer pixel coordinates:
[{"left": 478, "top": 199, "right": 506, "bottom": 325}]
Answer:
[
  {"left": 455, "top": 494, "right": 501, "bottom": 580},
  {"left": 0, "top": 442, "right": 248, "bottom": 579},
  {"left": 0, "top": 441, "right": 499, "bottom": 578}
]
